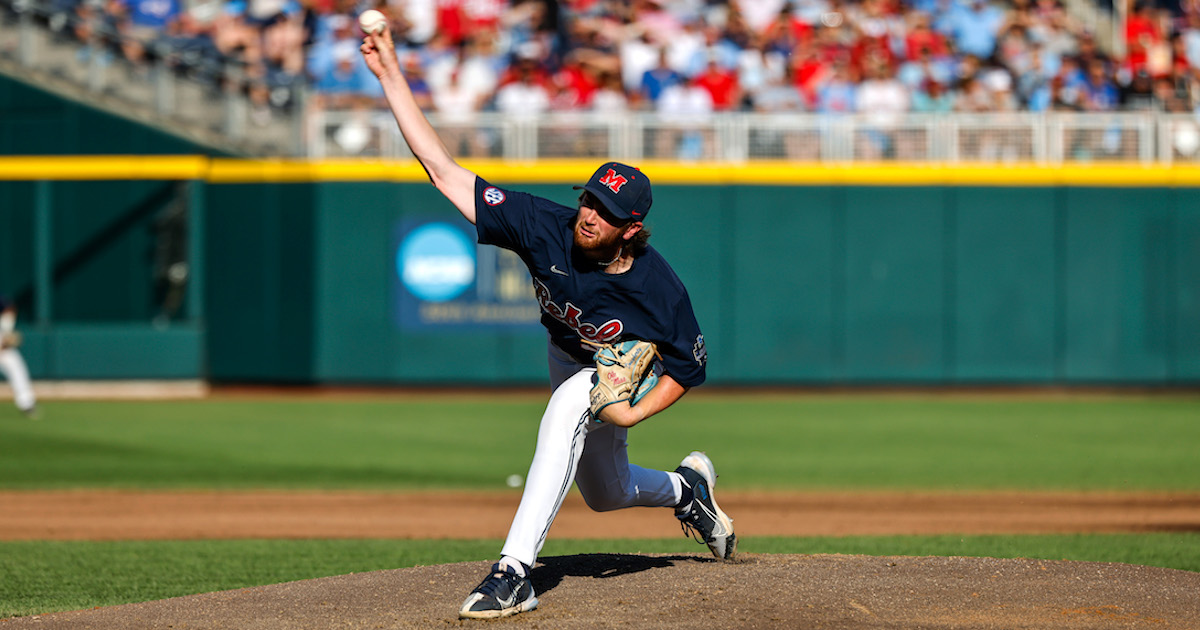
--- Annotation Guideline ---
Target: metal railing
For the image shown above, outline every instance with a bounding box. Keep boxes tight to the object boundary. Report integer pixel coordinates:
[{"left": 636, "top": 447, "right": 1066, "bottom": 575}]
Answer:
[{"left": 309, "top": 110, "right": 1200, "bottom": 165}]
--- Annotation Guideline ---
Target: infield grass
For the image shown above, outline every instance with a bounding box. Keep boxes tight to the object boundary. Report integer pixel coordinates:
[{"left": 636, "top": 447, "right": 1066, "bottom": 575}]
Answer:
[{"left": 0, "top": 394, "right": 1197, "bottom": 490}]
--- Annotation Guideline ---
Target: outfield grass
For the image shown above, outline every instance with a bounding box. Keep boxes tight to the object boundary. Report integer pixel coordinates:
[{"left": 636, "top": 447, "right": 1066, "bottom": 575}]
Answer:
[
  {"left": 2, "top": 534, "right": 1197, "bottom": 619},
  {"left": 0, "top": 395, "right": 1197, "bottom": 490},
  {"left": 0, "top": 394, "right": 1196, "bottom": 618}
]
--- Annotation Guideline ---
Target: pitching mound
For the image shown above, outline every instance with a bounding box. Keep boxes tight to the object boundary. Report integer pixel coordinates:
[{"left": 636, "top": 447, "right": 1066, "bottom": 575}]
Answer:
[{"left": 5, "top": 553, "right": 1197, "bottom": 629}]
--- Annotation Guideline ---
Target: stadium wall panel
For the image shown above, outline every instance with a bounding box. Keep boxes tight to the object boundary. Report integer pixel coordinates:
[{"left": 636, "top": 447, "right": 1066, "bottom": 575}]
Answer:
[{"left": 3, "top": 156, "right": 1198, "bottom": 385}]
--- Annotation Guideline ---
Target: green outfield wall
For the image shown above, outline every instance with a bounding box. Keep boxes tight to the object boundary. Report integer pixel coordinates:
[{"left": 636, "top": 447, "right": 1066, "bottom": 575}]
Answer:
[{"left": 2, "top": 158, "right": 1198, "bottom": 385}]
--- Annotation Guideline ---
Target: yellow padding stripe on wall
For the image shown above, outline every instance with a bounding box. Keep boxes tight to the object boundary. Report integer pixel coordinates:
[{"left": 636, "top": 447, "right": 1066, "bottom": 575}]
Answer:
[
  {"left": 5, "top": 156, "right": 1200, "bottom": 186},
  {"left": 0, "top": 155, "right": 210, "bottom": 180}
]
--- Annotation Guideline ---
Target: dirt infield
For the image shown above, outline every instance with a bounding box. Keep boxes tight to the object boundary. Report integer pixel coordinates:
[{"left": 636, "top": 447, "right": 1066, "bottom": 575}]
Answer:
[
  {"left": 2, "top": 490, "right": 1199, "bottom": 540},
  {"left": 3, "top": 490, "right": 1199, "bottom": 628}
]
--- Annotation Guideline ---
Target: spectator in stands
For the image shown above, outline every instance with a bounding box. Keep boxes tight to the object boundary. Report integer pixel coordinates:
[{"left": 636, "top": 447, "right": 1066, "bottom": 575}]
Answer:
[
  {"left": 942, "top": 0, "right": 1008, "bottom": 60},
  {"left": 494, "top": 56, "right": 552, "bottom": 118},
  {"left": 858, "top": 57, "right": 910, "bottom": 118},
  {"left": 1080, "top": 58, "right": 1119, "bottom": 110},
  {"left": 1017, "top": 46, "right": 1055, "bottom": 110},
  {"left": 1121, "top": 68, "right": 1157, "bottom": 110},
  {"left": 656, "top": 72, "right": 714, "bottom": 159},
  {"left": 693, "top": 53, "right": 742, "bottom": 111},
  {"left": 1071, "top": 30, "right": 1112, "bottom": 83},
  {"left": 432, "top": 65, "right": 491, "bottom": 156},
  {"left": 550, "top": 52, "right": 600, "bottom": 110},
  {"left": 1125, "top": 1, "right": 1166, "bottom": 77},
  {"left": 954, "top": 74, "right": 994, "bottom": 111},
  {"left": 898, "top": 43, "right": 955, "bottom": 93},
  {"left": 118, "top": 0, "right": 180, "bottom": 67},
  {"left": 1183, "top": 11, "right": 1200, "bottom": 72},
  {"left": 912, "top": 77, "right": 954, "bottom": 112},
  {"left": 905, "top": 11, "right": 950, "bottom": 62},
  {"left": 395, "top": 53, "right": 434, "bottom": 112},
  {"left": 55, "top": 0, "right": 1199, "bottom": 126},
  {"left": 639, "top": 47, "right": 684, "bottom": 109},
  {"left": 1029, "top": 2, "right": 1079, "bottom": 75},
  {"left": 456, "top": 30, "right": 504, "bottom": 104},
  {"left": 753, "top": 61, "right": 807, "bottom": 112},
  {"left": 792, "top": 38, "right": 829, "bottom": 109},
  {"left": 667, "top": 16, "right": 711, "bottom": 77},
  {"left": 735, "top": 35, "right": 778, "bottom": 108},
  {"left": 591, "top": 70, "right": 631, "bottom": 113},
  {"left": 1151, "top": 74, "right": 1192, "bottom": 112},
  {"left": 212, "top": 0, "right": 262, "bottom": 73},
  {"left": 261, "top": 0, "right": 310, "bottom": 78},
  {"left": 311, "top": 39, "right": 382, "bottom": 109},
  {"left": 856, "top": 58, "right": 909, "bottom": 158},
  {"left": 761, "top": 4, "right": 812, "bottom": 58},
  {"left": 816, "top": 58, "right": 858, "bottom": 113},
  {"left": 70, "top": 0, "right": 123, "bottom": 66}
]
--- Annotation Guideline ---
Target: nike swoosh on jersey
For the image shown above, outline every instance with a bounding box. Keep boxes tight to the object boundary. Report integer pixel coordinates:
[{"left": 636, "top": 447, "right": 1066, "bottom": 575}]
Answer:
[{"left": 550, "top": 265, "right": 569, "bottom": 276}]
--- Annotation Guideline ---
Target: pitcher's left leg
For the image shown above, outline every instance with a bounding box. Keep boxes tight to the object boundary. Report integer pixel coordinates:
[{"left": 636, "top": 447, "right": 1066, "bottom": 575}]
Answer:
[{"left": 574, "top": 423, "right": 681, "bottom": 512}]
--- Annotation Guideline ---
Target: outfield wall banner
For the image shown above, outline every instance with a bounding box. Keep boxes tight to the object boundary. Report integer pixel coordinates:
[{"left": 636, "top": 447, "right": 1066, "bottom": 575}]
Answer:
[{"left": 392, "top": 218, "right": 540, "bottom": 330}]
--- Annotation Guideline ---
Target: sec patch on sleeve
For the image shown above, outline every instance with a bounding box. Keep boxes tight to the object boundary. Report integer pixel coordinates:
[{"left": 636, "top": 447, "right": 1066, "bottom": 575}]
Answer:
[{"left": 483, "top": 187, "right": 506, "bottom": 206}]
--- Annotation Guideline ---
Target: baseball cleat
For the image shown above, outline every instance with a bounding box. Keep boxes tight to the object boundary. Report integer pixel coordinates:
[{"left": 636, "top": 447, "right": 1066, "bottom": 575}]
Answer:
[
  {"left": 675, "top": 450, "right": 737, "bottom": 561},
  {"left": 458, "top": 562, "right": 539, "bottom": 619}
]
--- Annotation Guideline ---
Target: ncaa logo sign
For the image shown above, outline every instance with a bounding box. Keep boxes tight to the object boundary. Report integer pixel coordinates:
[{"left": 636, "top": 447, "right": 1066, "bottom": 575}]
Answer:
[
  {"left": 483, "top": 187, "right": 506, "bottom": 206},
  {"left": 398, "top": 223, "right": 475, "bottom": 302}
]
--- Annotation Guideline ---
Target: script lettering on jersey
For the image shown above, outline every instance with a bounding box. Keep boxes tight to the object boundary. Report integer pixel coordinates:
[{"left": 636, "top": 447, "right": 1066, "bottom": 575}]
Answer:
[
  {"left": 533, "top": 278, "right": 623, "bottom": 342},
  {"left": 598, "top": 169, "right": 628, "bottom": 194}
]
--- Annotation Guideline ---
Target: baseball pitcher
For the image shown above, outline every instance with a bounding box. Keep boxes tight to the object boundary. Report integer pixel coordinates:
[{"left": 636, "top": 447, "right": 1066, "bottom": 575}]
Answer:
[{"left": 362, "top": 25, "right": 736, "bottom": 620}]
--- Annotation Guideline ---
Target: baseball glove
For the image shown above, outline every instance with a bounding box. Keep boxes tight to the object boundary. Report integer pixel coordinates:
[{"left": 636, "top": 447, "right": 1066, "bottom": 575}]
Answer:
[
  {"left": 585, "top": 339, "right": 660, "bottom": 420},
  {"left": 1, "top": 331, "right": 22, "bottom": 349}
]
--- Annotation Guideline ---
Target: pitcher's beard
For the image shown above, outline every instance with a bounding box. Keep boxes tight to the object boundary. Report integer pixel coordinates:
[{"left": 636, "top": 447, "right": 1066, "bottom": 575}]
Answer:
[{"left": 573, "top": 217, "right": 625, "bottom": 263}]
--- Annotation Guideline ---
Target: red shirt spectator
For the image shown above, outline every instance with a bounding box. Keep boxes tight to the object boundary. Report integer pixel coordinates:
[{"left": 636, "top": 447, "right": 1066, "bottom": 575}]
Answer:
[
  {"left": 792, "top": 42, "right": 829, "bottom": 109},
  {"left": 905, "top": 13, "right": 949, "bottom": 61},
  {"left": 551, "top": 59, "right": 600, "bottom": 109},
  {"left": 436, "top": 0, "right": 467, "bottom": 45},
  {"left": 693, "top": 58, "right": 741, "bottom": 110},
  {"left": 1124, "top": 2, "right": 1161, "bottom": 73}
]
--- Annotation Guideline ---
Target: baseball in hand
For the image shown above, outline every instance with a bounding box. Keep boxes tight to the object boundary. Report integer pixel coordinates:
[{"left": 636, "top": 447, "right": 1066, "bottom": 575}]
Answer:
[{"left": 358, "top": 9, "right": 387, "bottom": 35}]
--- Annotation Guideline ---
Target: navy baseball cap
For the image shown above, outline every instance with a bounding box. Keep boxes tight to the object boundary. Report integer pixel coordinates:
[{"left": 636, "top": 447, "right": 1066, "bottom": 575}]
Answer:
[{"left": 574, "top": 162, "right": 652, "bottom": 222}]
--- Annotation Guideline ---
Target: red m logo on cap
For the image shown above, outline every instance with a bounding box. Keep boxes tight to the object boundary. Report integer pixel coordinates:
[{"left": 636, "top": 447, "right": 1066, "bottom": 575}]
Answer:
[{"left": 599, "top": 169, "right": 628, "bottom": 194}]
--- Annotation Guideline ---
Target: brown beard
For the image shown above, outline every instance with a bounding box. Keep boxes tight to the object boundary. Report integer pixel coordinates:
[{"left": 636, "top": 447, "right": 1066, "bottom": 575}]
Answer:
[{"left": 573, "top": 215, "right": 626, "bottom": 262}]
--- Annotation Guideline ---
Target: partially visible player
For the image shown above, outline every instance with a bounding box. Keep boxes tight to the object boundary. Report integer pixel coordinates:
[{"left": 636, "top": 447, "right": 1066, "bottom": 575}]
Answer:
[
  {"left": 0, "top": 296, "right": 37, "bottom": 418},
  {"left": 361, "top": 24, "right": 736, "bottom": 620}
]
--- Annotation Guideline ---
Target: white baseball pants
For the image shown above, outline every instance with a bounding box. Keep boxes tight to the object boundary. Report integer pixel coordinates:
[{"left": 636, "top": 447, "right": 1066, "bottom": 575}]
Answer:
[
  {"left": 0, "top": 348, "right": 36, "bottom": 412},
  {"left": 498, "top": 341, "right": 682, "bottom": 568}
]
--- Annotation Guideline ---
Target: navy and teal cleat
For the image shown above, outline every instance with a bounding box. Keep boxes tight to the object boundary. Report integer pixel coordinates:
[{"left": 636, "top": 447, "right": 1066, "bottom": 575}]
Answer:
[
  {"left": 675, "top": 450, "right": 737, "bottom": 561},
  {"left": 458, "top": 562, "right": 539, "bottom": 619}
]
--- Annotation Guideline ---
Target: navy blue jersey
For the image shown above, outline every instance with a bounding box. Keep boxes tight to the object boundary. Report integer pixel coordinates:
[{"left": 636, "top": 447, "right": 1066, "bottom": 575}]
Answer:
[{"left": 474, "top": 177, "right": 706, "bottom": 388}]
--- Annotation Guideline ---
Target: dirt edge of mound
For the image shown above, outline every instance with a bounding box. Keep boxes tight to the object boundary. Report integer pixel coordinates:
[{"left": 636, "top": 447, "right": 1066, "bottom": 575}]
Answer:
[{"left": 4, "top": 553, "right": 1199, "bottom": 629}]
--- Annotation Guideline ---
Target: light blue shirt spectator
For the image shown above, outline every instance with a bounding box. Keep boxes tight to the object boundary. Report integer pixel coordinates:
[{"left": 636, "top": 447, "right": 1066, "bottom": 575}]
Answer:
[
  {"left": 313, "top": 41, "right": 383, "bottom": 100},
  {"left": 942, "top": 0, "right": 1007, "bottom": 59},
  {"left": 817, "top": 73, "right": 858, "bottom": 113}
]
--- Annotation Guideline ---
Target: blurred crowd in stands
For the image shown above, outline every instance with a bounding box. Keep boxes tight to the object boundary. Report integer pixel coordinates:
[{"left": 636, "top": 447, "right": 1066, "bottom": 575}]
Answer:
[{"left": 14, "top": 0, "right": 1200, "bottom": 125}]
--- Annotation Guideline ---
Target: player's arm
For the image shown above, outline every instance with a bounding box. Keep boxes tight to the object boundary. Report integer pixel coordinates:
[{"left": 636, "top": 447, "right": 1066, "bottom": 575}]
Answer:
[
  {"left": 361, "top": 27, "right": 477, "bottom": 224},
  {"left": 598, "top": 374, "right": 687, "bottom": 428}
]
